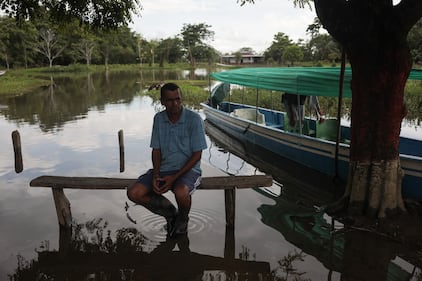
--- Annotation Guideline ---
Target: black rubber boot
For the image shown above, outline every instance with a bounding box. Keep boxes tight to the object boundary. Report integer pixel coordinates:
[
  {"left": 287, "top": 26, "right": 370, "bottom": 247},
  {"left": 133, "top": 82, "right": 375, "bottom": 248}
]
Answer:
[
  {"left": 171, "top": 208, "right": 189, "bottom": 236},
  {"left": 139, "top": 194, "right": 177, "bottom": 235}
]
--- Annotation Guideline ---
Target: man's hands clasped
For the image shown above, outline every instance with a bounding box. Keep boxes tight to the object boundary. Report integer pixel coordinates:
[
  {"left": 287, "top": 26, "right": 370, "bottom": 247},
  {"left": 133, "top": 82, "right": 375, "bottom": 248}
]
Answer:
[{"left": 153, "top": 174, "right": 177, "bottom": 194}]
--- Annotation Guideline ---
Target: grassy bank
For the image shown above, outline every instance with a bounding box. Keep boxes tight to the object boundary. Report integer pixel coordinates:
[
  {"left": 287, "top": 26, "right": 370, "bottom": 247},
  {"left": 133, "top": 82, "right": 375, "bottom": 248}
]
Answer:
[
  {"left": 0, "top": 70, "right": 51, "bottom": 95},
  {"left": 0, "top": 63, "right": 211, "bottom": 96}
]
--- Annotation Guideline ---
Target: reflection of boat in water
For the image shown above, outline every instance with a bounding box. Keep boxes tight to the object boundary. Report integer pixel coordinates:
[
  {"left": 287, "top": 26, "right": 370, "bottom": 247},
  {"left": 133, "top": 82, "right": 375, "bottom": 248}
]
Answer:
[
  {"left": 201, "top": 67, "right": 422, "bottom": 200},
  {"left": 258, "top": 196, "right": 419, "bottom": 280},
  {"left": 205, "top": 122, "right": 422, "bottom": 281}
]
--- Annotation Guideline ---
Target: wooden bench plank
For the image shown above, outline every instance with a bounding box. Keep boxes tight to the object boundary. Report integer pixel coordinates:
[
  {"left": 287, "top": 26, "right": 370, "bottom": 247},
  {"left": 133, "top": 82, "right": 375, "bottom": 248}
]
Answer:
[{"left": 30, "top": 175, "right": 273, "bottom": 190}]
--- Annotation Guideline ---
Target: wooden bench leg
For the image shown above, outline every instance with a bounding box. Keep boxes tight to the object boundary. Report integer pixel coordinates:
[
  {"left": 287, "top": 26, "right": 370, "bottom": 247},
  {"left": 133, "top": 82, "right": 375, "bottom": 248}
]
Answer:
[
  {"left": 52, "top": 188, "right": 72, "bottom": 253},
  {"left": 224, "top": 226, "right": 235, "bottom": 259},
  {"left": 224, "top": 188, "right": 236, "bottom": 259},
  {"left": 224, "top": 188, "right": 235, "bottom": 228}
]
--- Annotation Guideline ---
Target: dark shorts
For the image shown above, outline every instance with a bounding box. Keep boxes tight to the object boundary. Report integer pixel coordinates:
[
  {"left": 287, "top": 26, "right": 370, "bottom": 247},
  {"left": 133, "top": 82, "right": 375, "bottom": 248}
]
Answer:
[{"left": 136, "top": 169, "right": 201, "bottom": 194}]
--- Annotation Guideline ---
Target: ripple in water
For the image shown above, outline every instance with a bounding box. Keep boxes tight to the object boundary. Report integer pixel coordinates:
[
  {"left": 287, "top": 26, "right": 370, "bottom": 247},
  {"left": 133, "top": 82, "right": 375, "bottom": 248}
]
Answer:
[{"left": 126, "top": 206, "right": 225, "bottom": 241}]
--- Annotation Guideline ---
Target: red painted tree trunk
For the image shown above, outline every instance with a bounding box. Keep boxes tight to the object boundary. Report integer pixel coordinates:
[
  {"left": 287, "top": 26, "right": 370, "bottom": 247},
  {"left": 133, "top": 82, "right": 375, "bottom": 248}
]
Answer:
[
  {"left": 347, "top": 44, "right": 410, "bottom": 217},
  {"left": 314, "top": 0, "right": 422, "bottom": 218}
]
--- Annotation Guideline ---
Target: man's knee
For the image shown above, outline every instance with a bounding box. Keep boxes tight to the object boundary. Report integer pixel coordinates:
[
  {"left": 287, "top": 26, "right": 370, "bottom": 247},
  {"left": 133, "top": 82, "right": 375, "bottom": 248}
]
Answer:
[
  {"left": 127, "top": 183, "right": 148, "bottom": 203},
  {"left": 174, "top": 185, "right": 191, "bottom": 203},
  {"left": 126, "top": 185, "right": 137, "bottom": 203},
  {"left": 174, "top": 184, "right": 189, "bottom": 195}
]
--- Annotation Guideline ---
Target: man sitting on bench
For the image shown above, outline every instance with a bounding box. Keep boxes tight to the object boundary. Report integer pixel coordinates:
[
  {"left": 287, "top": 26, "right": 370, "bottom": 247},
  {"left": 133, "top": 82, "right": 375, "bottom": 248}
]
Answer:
[{"left": 127, "top": 83, "right": 207, "bottom": 237}]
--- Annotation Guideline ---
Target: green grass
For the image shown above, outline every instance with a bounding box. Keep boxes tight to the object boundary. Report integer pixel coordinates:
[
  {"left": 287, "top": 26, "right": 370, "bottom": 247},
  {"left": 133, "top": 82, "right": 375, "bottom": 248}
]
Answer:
[
  {"left": 139, "top": 80, "right": 210, "bottom": 109},
  {"left": 0, "top": 70, "right": 50, "bottom": 95},
  {"left": 0, "top": 63, "right": 214, "bottom": 96}
]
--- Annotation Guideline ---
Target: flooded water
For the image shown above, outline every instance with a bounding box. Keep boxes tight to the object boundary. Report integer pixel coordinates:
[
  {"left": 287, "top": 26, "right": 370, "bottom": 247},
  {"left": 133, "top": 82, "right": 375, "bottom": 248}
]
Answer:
[{"left": 0, "top": 70, "right": 421, "bottom": 281}]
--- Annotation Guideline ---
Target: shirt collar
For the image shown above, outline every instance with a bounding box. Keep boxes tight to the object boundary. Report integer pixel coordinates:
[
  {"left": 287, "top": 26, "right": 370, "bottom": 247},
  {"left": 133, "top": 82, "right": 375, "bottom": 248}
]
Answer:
[{"left": 165, "top": 106, "right": 185, "bottom": 124}]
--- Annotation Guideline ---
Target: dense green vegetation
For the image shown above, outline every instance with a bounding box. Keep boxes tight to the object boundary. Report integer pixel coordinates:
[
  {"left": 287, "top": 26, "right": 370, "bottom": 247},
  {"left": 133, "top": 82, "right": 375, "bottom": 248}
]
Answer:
[
  {"left": 1, "top": 15, "right": 421, "bottom": 71},
  {"left": 1, "top": 13, "right": 420, "bottom": 99},
  {"left": 1, "top": 63, "right": 420, "bottom": 122}
]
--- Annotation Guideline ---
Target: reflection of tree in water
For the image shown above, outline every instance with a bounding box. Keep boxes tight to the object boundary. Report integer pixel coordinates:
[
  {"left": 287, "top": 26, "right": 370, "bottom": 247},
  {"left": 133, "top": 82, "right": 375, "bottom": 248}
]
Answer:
[
  {"left": 0, "top": 72, "right": 141, "bottom": 132},
  {"left": 10, "top": 218, "right": 308, "bottom": 281},
  {"left": 69, "top": 218, "right": 151, "bottom": 253},
  {"left": 271, "top": 249, "right": 310, "bottom": 281},
  {"left": 9, "top": 216, "right": 422, "bottom": 280},
  {"left": 19, "top": 213, "right": 422, "bottom": 281},
  {"left": 8, "top": 218, "right": 154, "bottom": 281}
]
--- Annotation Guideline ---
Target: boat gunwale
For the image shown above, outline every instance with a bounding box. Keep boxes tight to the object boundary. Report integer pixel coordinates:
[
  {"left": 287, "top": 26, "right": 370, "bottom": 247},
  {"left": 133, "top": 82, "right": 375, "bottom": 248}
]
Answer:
[{"left": 201, "top": 102, "right": 422, "bottom": 177}]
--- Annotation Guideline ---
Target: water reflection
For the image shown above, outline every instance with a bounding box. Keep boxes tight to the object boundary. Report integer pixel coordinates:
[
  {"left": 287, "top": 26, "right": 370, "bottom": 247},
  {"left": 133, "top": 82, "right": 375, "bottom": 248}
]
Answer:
[
  {"left": 204, "top": 120, "right": 422, "bottom": 281},
  {"left": 0, "top": 69, "right": 212, "bottom": 133},
  {"left": 181, "top": 68, "right": 210, "bottom": 80},
  {"left": 0, "top": 72, "right": 140, "bottom": 131},
  {"left": 9, "top": 218, "right": 272, "bottom": 281},
  {"left": 1, "top": 70, "right": 421, "bottom": 280}
]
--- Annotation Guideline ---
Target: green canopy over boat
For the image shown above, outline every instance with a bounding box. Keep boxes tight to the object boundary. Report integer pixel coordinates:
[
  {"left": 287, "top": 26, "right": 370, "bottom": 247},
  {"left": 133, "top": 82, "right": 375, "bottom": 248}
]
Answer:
[{"left": 210, "top": 67, "right": 422, "bottom": 98}]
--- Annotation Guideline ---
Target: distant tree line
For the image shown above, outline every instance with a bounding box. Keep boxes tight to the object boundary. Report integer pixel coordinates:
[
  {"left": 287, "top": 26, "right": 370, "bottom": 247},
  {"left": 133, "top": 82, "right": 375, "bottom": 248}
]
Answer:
[
  {"left": 0, "top": 14, "right": 220, "bottom": 69},
  {"left": 1, "top": 15, "right": 421, "bottom": 69},
  {"left": 262, "top": 17, "right": 422, "bottom": 66}
]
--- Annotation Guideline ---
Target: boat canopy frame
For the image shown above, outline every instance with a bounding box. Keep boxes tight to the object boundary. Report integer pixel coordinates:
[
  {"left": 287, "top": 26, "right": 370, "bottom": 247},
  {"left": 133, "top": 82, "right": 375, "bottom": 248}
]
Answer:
[{"left": 210, "top": 67, "right": 422, "bottom": 98}]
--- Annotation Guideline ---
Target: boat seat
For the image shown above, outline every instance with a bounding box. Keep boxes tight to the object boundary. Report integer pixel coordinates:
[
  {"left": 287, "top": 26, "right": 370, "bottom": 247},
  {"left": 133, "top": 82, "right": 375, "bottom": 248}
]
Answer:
[
  {"left": 233, "top": 108, "right": 266, "bottom": 124},
  {"left": 316, "top": 118, "right": 338, "bottom": 141}
]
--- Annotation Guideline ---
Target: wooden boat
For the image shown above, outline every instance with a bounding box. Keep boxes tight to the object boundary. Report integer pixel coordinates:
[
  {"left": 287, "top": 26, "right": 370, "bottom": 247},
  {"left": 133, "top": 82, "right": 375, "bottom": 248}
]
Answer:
[{"left": 201, "top": 67, "right": 422, "bottom": 201}]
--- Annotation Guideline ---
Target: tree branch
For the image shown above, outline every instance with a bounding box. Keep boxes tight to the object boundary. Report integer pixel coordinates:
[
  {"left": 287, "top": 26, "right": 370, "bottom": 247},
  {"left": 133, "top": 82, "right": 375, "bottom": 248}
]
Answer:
[{"left": 314, "top": 0, "right": 350, "bottom": 43}]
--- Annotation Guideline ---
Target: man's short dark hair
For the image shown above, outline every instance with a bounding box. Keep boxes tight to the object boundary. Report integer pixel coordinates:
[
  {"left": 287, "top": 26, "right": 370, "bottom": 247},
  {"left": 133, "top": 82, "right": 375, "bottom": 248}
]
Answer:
[{"left": 160, "top": 83, "right": 181, "bottom": 99}]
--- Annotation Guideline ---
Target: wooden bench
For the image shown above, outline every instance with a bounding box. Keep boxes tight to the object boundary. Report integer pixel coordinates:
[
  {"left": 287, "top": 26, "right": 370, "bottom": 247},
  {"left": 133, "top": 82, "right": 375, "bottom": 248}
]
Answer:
[
  {"left": 30, "top": 175, "right": 273, "bottom": 231},
  {"left": 30, "top": 175, "right": 273, "bottom": 253}
]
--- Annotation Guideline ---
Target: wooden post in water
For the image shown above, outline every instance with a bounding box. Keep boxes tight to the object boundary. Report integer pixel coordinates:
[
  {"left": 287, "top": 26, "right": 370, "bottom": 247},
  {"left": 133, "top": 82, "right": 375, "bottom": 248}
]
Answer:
[
  {"left": 52, "top": 188, "right": 72, "bottom": 254},
  {"left": 118, "top": 129, "right": 124, "bottom": 173},
  {"left": 11, "top": 130, "right": 23, "bottom": 173}
]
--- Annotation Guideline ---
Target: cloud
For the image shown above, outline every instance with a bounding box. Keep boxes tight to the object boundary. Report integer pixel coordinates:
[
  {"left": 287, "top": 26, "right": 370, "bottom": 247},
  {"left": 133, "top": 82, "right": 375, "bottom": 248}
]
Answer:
[{"left": 129, "top": 0, "right": 317, "bottom": 53}]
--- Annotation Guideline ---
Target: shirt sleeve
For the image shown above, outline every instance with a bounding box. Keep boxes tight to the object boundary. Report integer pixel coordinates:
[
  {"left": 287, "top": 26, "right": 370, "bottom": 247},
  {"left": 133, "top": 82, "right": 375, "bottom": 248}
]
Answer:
[
  {"left": 191, "top": 114, "right": 207, "bottom": 152},
  {"left": 150, "top": 114, "right": 161, "bottom": 149}
]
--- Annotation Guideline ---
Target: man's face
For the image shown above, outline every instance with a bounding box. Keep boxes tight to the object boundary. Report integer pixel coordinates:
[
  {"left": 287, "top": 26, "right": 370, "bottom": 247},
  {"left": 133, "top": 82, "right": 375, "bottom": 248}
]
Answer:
[{"left": 161, "top": 89, "right": 182, "bottom": 115}]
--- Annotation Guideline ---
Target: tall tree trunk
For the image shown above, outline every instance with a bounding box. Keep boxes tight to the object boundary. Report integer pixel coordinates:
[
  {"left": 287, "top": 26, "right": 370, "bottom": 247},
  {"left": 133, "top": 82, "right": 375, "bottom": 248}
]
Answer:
[
  {"left": 189, "top": 48, "right": 195, "bottom": 68},
  {"left": 104, "top": 56, "right": 109, "bottom": 71},
  {"left": 347, "top": 48, "right": 410, "bottom": 217},
  {"left": 314, "top": 0, "right": 421, "bottom": 218},
  {"left": 346, "top": 13, "right": 412, "bottom": 218}
]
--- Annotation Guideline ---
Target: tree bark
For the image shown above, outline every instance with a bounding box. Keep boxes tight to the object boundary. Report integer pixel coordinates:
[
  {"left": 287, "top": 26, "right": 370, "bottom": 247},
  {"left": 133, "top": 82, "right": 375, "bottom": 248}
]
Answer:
[{"left": 314, "top": 0, "right": 421, "bottom": 218}]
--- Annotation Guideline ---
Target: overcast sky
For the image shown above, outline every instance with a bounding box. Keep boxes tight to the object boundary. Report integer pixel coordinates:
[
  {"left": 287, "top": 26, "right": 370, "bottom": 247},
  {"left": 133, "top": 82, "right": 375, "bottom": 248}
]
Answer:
[{"left": 129, "top": 0, "right": 317, "bottom": 54}]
